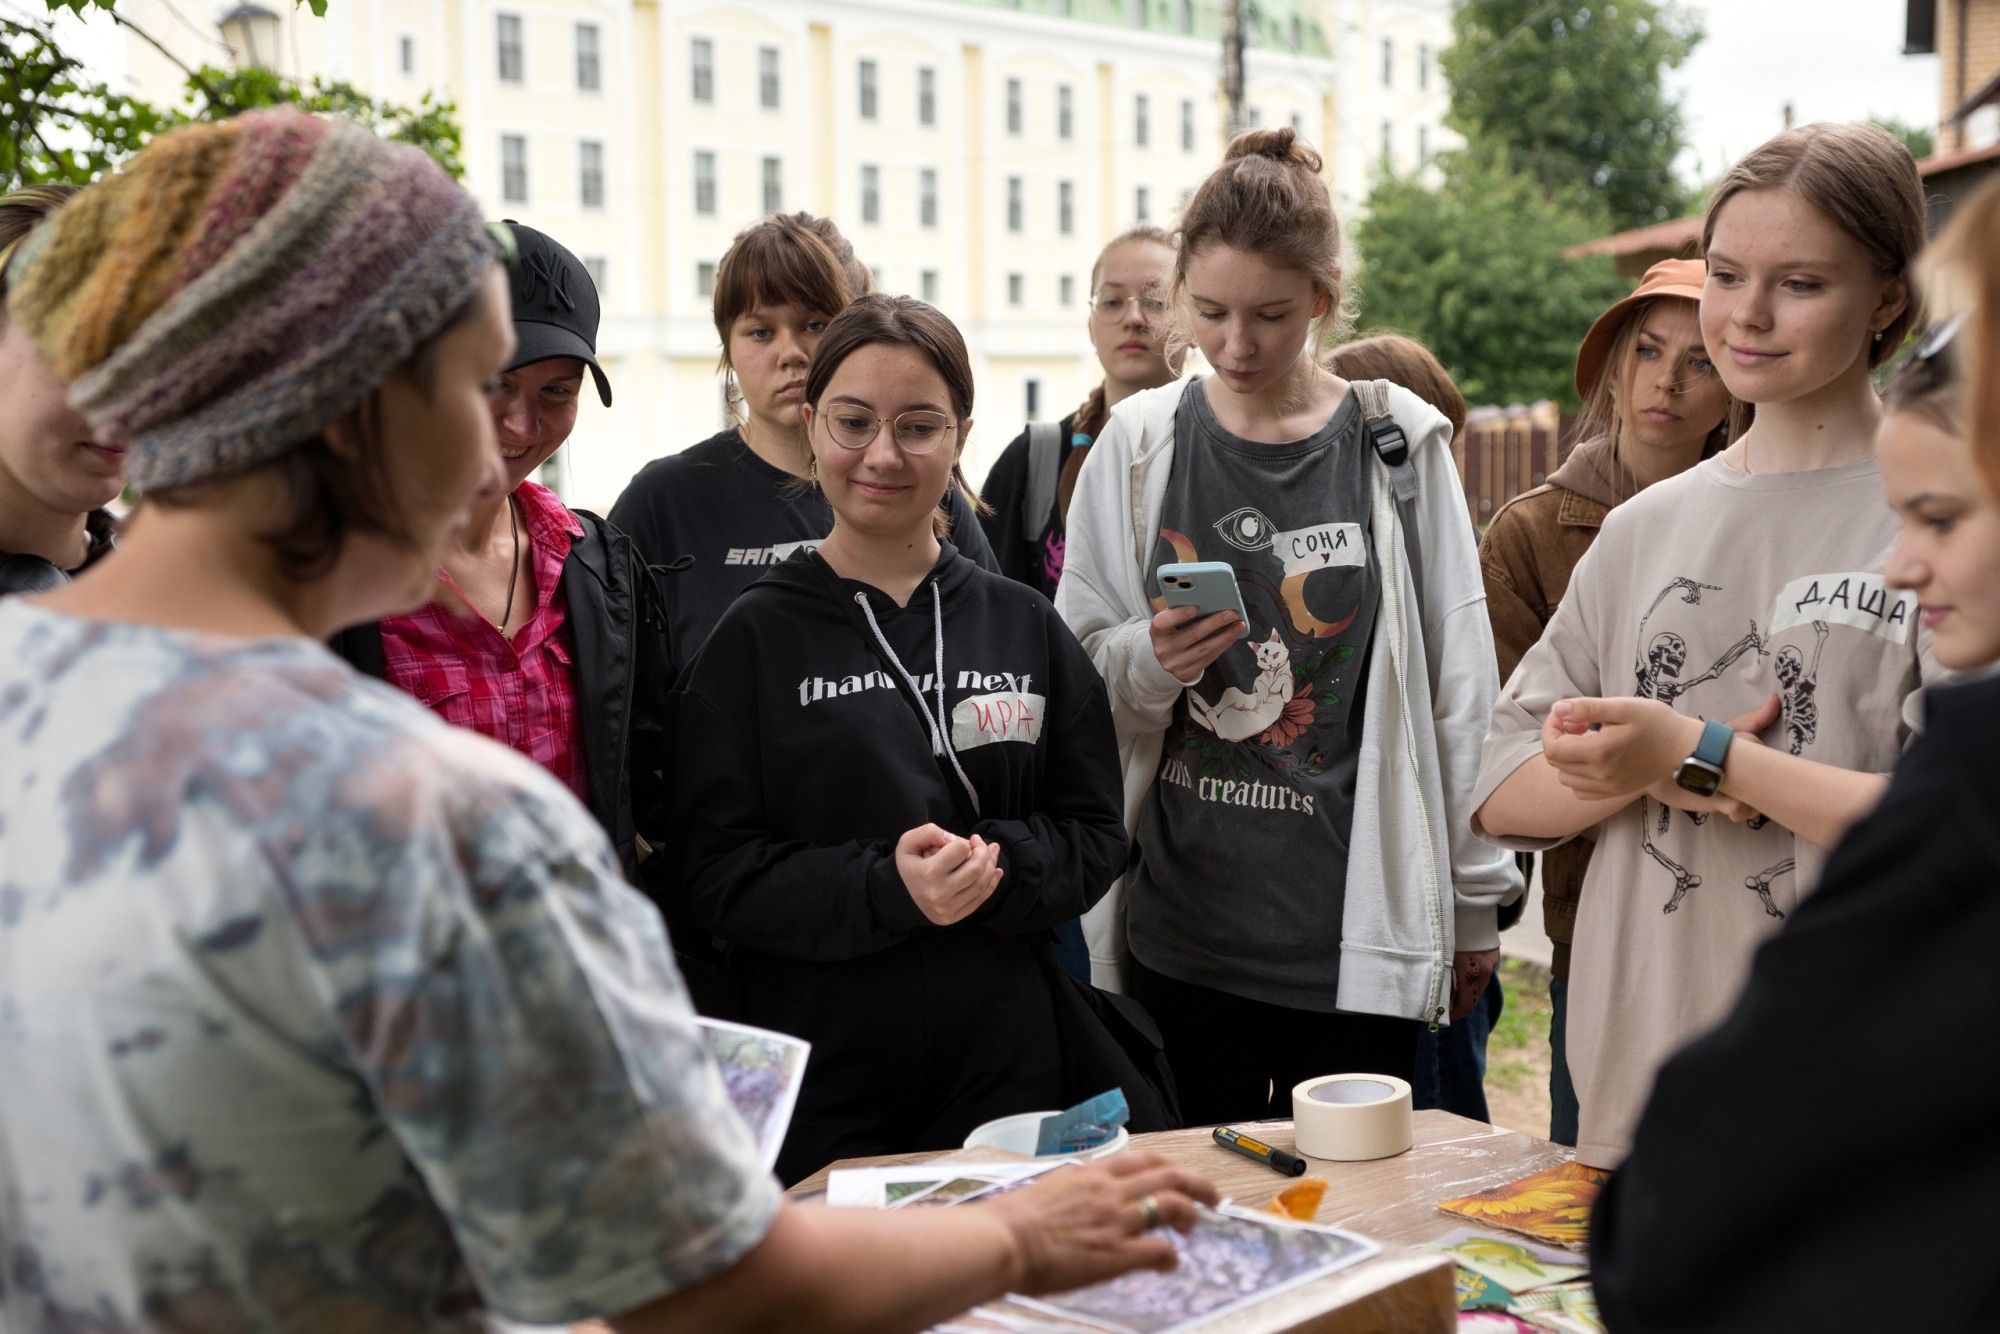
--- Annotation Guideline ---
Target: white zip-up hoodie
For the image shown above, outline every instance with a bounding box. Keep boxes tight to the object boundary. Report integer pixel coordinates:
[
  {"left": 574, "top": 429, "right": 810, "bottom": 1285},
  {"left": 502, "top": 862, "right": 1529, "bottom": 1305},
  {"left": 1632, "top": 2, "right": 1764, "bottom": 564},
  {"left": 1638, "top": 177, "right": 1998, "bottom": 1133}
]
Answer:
[{"left": 1054, "top": 378, "right": 1520, "bottom": 1023}]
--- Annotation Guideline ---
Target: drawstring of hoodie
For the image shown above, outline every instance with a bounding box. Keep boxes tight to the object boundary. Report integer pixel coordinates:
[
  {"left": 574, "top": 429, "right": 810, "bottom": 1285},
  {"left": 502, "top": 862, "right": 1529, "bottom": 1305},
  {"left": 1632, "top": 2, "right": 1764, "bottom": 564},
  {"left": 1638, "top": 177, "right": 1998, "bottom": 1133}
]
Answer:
[{"left": 854, "top": 582, "right": 982, "bottom": 819}]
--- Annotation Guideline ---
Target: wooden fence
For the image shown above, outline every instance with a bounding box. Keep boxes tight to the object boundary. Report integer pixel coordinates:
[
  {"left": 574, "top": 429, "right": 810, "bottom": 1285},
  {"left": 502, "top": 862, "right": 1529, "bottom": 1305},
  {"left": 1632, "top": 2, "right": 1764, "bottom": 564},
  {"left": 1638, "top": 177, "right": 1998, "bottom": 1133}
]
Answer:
[{"left": 1453, "top": 402, "right": 1583, "bottom": 525}]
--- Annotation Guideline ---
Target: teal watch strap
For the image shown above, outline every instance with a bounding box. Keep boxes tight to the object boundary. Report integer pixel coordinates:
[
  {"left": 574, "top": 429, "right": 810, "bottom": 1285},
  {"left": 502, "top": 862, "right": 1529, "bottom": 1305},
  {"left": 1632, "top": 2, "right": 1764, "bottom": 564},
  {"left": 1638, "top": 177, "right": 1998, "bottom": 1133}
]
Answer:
[{"left": 1693, "top": 718, "right": 1734, "bottom": 768}]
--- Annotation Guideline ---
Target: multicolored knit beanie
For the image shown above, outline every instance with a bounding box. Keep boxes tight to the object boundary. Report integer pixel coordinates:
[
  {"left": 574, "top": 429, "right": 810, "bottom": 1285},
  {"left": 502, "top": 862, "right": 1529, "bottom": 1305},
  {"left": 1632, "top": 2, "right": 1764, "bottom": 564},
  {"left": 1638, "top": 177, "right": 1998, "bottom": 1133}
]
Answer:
[{"left": 4, "top": 106, "right": 494, "bottom": 492}]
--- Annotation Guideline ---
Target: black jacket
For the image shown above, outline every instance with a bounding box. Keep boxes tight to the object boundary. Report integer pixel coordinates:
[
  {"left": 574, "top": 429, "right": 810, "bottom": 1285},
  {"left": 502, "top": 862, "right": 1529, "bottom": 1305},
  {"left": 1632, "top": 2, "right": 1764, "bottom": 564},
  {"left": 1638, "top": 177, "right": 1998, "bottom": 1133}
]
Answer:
[
  {"left": 1592, "top": 673, "right": 2000, "bottom": 1332},
  {"left": 0, "top": 509, "right": 118, "bottom": 596},
  {"left": 331, "top": 508, "right": 672, "bottom": 889},
  {"left": 668, "top": 541, "right": 1127, "bottom": 1178},
  {"left": 608, "top": 428, "right": 1001, "bottom": 675}
]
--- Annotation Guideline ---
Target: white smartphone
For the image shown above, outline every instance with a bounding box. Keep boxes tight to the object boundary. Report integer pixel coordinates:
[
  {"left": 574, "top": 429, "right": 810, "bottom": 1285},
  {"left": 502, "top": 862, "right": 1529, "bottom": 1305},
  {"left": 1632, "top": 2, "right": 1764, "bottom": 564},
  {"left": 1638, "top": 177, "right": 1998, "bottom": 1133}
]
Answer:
[{"left": 1157, "top": 561, "right": 1250, "bottom": 639}]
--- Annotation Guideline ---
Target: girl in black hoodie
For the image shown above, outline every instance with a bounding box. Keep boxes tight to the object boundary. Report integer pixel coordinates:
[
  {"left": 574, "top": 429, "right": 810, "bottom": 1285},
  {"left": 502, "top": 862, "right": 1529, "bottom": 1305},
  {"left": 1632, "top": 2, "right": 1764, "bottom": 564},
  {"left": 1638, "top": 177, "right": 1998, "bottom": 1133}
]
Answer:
[{"left": 670, "top": 294, "right": 1128, "bottom": 1185}]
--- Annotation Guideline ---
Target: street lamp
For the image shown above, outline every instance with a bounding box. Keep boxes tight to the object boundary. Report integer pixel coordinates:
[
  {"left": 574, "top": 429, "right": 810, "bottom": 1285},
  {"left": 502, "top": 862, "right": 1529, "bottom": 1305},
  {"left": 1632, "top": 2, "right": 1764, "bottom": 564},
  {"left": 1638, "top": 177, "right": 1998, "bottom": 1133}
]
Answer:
[{"left": 219, "top": 3, "right": 281, "bottom": 70}]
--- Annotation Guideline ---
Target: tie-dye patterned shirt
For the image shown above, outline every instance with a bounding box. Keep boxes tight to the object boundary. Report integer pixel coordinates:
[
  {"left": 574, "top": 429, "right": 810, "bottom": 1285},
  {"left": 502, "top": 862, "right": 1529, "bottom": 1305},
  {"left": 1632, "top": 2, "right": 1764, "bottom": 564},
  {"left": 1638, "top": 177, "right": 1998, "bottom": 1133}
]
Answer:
[{"left": 0, "top": 602, "right": 779, "bottom": 1332}]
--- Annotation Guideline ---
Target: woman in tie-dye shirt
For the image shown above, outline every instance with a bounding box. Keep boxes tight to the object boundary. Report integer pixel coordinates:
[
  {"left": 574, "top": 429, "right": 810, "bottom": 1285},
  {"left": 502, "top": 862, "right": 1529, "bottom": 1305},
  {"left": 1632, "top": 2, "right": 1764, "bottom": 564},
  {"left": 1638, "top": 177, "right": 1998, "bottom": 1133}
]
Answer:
[{"left": 0, "top": 110, "right": 1209, "bottom": 1334}]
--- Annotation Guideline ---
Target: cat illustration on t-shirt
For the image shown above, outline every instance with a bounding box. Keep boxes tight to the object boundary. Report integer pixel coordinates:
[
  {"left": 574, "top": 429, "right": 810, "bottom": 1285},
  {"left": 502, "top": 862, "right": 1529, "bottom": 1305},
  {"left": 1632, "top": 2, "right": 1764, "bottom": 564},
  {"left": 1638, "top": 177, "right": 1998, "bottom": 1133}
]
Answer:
[{"left": 1189, "top": 630, "right": 1293, "bottom": 742}]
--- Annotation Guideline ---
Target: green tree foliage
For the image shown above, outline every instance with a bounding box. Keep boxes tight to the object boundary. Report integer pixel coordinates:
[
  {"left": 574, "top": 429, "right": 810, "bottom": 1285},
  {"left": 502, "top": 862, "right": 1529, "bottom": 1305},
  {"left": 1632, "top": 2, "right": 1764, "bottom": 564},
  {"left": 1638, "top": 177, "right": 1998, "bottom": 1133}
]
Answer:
[
  {"left": 1869, "top": 115, "right": 1935, "bottom": 163},
  {"left": 3, "top": 2, "right": 458, "bottom": 193},
  {"left": 1442, "top": 0, "right": 1703, "bottom": 229},
  {"left": 1352, "top": 147, "right": 1630, "bottom": 409}
]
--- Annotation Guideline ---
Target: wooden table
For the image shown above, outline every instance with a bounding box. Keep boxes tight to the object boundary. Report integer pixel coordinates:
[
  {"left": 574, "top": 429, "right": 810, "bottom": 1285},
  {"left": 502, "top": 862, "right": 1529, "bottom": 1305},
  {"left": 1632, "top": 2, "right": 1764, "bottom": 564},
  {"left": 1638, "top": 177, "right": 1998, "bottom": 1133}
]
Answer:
[{"left": 789, "top": 1110, "right": 1574, "bottom": 1333}]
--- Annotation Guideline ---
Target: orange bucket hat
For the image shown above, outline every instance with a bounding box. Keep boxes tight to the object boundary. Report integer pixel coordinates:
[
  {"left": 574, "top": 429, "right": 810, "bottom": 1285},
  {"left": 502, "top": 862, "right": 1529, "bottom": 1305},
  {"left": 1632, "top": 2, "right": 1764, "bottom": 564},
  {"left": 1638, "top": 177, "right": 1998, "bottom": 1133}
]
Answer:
[{"left": 1573, "top": 258, "right": 1709, "bottom": 403}]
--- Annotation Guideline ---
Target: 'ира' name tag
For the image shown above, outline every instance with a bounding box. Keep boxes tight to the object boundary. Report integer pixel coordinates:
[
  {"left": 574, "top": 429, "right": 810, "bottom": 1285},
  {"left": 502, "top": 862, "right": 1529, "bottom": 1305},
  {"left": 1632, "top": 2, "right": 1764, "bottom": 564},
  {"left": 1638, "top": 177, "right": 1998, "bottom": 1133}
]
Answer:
[{"left": 1769, "top": 571, "right": 1915, "bottom": 643}]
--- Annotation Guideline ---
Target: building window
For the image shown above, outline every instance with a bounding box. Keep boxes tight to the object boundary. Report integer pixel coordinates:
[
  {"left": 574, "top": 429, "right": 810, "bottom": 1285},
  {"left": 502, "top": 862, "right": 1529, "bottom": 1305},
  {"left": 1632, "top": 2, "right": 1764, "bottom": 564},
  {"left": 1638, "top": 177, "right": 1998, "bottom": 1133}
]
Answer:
[
  {"left": 859, "top": 59, "right": 878, "bottom": 119},
  {"left": 1025, "top": 378, "right": 1041, "bottom": 419},
  {"left": 1060, "top": 273, "right": 1075, "bottom": 306},
  {"left": 497, "top": 14, "right": 523, "bottom": 83},
  {"left": 694, "top": 150, "right": 716, "bottom": 215},
  {"left": 1135, "top": 185, "right": 1149, "bottom": 221},
  {"left": 1058, "top": 85, "right": 1073, "bottom": 140},
  {"left": 1008, "top": 272, "right": 1024, "bottom": 306},
  {"left": 871, "top": 266, "right": 884, "bottom": 290},
  {"left": 760, "top": 46, "right": 780, "bottom": 108},
  {"left": 576, "top": 23, "right": 600, "bottom": 91},
  {"left": 921, "top": 269, "right": 939, "bottom": 302},
  {"left": 1059, "top": 179, "right": 1074, "bottom": 235},
  {"left": 1380, "top": 120, "right": 1392, "bottom": 166},
  {"left": 919, "top": 66, "right": 937, "bottom": 125},
  {"left": 696, "top": 260, "right": 717, "bottom": 297},
  {"left": 1176, "top": 0, "right": 1192, "bottom": 34},
  {"left": 1381, "top": 38, "right": 1393, "bottom": 86},
  {"left": 1291, "top": 112, "right": 1304, "bottom": 136},
  {"left": 920, "top": 167, "right": 938, "bottom": 227},
  {"left": 1418, "top": 42, "right": 1430, "bottom": 91},
  {"left": 583, "top": 256, "right": 607, "bottom": 292},
  {"left": 762, "top": 155, "right": 783, "bottom": 214},
  {"left": 861, "top": 164, "right": 880, "bottom": 223},
  {"left": 501, "top": 134, "right": 527, "bottom": 202},
  {"left": 1418, "top": 125, "right": 1429, "bottom": 167},
  {"left": 1135, "top": 93, "right": 1149, "bottom": 147},
  {"left": 579, "top": 139, "right": 605, "bottom": 208},
  {"left": 1127, "top": 0, "right": 1146, "bottom": 27},
  {"left": 1007, "top": 78, "right": 1023, "bottom": 135},
  {"left": 1250, "top": 105, "right": 1263, "bottom": 127},
  {"left": 690, "top": 37, "right": 713, "bottom": 102},
  {"left": 1181, "top": 97, "right": 1195, "bottom": 151},
  {"left": 1007, "top": 176, "right": 1024, "bottom": 232},
  {"left": 399, "top": 35, "right": 414, "bottom": 75}
]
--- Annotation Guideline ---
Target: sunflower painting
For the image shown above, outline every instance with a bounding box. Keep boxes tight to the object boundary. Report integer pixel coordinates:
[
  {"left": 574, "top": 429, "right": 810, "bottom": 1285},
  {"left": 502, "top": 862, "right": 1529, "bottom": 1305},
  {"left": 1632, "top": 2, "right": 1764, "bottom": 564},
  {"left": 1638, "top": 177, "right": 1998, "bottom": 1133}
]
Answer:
[{"left": 1436, "top": 1160, "right": 1610, "bottom": 1249}]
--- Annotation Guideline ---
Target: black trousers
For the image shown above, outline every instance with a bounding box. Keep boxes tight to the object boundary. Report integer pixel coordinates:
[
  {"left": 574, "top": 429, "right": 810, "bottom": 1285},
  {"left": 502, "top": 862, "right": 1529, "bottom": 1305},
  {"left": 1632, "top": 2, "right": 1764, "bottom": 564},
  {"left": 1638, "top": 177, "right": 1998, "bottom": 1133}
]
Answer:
[
  {"left": 1129, "top": 958, "right": 1421, "bottom": 1128},
  {"left": 745, "top": 931, "right": 1065, "bottom": 1185}
]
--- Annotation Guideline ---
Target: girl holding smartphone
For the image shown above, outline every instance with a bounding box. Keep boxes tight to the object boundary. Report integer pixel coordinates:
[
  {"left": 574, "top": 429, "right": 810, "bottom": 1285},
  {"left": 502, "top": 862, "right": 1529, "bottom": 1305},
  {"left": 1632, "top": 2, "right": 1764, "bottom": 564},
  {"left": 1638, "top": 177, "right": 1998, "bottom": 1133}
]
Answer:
[{"left": 1058, "top": 130, "right": 1516, "bottom": 1123}]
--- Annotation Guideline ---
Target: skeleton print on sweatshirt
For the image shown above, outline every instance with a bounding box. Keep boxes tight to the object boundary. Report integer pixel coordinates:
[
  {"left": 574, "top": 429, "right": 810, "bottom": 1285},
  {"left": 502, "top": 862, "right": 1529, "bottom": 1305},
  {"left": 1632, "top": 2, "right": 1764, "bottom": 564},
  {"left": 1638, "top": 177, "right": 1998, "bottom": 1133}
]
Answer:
[{"left": 1473, "top": 455, "right": 1936, "bottom": 1172}]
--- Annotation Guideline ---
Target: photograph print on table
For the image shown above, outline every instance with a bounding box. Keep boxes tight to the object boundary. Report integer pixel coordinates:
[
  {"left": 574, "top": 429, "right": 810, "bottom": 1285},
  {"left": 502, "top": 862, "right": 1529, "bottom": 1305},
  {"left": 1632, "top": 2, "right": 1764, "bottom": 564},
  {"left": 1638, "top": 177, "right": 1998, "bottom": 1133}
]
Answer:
[
  {"left": 696, "top": 1017, "right": 810, "bottom": 1171},
  {"left": 1012, "top": 1204, "right": 1379, "bottom": 1333}
]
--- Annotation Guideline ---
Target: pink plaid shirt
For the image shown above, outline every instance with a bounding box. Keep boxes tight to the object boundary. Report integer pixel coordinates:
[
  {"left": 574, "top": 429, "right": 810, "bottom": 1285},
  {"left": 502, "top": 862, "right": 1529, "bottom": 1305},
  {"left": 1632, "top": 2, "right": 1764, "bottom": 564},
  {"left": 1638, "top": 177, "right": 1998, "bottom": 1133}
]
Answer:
[{"left": 380, "top": 480, "right": 590, "bottom": 801}]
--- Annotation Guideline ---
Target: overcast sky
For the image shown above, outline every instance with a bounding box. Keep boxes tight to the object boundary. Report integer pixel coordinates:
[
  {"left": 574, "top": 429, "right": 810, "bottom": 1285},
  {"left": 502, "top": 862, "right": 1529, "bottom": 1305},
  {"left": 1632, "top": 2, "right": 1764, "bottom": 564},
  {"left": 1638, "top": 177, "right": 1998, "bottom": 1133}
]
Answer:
[{"left": 1669, "top": 0, "right": 1942, "bottom": 185}]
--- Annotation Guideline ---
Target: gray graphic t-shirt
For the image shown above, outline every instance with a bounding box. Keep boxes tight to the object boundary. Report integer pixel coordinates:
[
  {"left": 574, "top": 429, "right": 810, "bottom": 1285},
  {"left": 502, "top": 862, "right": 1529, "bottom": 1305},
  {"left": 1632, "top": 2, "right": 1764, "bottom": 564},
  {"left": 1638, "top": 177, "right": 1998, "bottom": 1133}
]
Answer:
[
  {"left": 1130, "top": 380, "right": 1379, "bottom": 1011},
  {"left": 0, "top": 602, "right": 778, "bottom": 1331}
]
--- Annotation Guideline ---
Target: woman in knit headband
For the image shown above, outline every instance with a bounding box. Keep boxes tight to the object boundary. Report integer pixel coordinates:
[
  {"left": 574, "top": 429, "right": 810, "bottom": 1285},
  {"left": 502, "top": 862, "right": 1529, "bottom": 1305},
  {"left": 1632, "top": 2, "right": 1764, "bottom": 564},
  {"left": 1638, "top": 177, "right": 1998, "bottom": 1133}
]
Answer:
[{"left": 0, "top": 107, "right": 1210, "bottom": 1334}]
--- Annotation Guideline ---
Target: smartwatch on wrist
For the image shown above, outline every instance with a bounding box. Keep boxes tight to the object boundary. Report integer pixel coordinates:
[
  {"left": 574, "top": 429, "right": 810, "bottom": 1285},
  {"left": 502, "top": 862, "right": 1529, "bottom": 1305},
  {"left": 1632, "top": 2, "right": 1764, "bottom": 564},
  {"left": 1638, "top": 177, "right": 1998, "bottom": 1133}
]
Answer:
[{"left": 1673, "top": 718, "right": 1734, "bottom": 797}]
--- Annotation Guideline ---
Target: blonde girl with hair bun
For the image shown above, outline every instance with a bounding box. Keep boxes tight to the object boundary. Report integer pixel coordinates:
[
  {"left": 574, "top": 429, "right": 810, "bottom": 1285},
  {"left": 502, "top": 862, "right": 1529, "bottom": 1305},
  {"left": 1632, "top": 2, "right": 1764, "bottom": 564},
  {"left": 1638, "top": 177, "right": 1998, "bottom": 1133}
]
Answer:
[
  {"left": 1059, "top": 127, "right": 1518, "bottom": 1125},
  {"left": 1473, "top": 122, "right": 1944, "bottom": 1170}
]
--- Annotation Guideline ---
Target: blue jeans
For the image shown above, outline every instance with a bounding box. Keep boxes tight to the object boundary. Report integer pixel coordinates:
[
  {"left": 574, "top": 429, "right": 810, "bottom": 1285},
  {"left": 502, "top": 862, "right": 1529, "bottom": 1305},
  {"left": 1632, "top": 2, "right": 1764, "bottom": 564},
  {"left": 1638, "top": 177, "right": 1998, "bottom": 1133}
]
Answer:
[
  {"left": 1548, "top": 975, "right": 1579, "bottom": 1146},
  {"left": 1412, "top": 972, "right": 1501, "bottom": 1121}
]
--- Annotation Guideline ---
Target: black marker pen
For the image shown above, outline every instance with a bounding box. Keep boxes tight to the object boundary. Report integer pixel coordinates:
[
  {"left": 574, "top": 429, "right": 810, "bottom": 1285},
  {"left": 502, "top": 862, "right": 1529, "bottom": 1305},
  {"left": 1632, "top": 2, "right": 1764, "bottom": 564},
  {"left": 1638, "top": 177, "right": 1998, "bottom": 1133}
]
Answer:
[{"left": 1213, "top": 1126, "right": 1308, "bottom": 1176}]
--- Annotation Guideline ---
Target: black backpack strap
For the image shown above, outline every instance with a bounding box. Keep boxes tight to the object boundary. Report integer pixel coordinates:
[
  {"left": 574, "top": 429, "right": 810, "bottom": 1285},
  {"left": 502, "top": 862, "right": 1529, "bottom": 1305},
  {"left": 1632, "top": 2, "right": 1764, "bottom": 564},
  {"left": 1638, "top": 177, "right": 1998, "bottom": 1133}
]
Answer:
[
  {"left": 1352, "top": 378, "right": 1425, "bottom": 617},
  {"left": 1023, "top": 420, "right": 1065, "bottom": 543}
]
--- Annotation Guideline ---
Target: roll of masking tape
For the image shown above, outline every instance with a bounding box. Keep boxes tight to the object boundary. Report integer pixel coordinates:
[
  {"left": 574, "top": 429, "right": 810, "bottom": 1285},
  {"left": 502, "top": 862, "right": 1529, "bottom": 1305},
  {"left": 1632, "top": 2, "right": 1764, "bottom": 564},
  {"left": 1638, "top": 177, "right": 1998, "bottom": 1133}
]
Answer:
[{"left": 1292, "top": 1073, "right": 1414, "bottom": 1161}]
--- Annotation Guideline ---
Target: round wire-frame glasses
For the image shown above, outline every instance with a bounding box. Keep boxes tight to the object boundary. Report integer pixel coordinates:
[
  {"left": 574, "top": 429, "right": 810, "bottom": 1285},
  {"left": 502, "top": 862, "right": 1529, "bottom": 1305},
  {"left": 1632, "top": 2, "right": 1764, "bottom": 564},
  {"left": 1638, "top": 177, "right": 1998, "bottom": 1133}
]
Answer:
[{"left": 820, "top": 406, "right": 959, "bottom": 454}]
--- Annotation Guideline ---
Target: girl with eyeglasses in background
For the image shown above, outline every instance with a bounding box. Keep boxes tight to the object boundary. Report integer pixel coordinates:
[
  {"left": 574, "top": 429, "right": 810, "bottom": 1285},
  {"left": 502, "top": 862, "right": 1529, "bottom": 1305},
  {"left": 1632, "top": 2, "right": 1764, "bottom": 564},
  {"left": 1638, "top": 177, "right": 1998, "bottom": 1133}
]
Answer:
[
  {"left": 980, "top": 226, "right": 1181, "bottom": 602},
  {"left": 668, "top": 295, "right": 1128, "bottom": 1184}
]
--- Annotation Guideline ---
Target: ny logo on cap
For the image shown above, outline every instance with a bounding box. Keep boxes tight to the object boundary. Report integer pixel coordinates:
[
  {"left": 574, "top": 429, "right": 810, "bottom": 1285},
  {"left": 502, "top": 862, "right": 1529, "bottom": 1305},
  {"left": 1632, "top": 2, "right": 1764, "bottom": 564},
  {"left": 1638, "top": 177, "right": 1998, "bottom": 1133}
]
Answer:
[{"left": 522, "top": 250, "right": 576, "bottom": 313}]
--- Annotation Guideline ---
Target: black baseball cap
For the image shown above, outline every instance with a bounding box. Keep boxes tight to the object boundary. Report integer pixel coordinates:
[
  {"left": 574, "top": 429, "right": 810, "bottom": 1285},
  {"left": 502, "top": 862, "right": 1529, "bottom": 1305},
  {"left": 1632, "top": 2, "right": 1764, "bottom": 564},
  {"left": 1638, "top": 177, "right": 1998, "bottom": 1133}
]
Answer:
[{"left": 501, "top": 220, "right": 612, "bottom": 406}]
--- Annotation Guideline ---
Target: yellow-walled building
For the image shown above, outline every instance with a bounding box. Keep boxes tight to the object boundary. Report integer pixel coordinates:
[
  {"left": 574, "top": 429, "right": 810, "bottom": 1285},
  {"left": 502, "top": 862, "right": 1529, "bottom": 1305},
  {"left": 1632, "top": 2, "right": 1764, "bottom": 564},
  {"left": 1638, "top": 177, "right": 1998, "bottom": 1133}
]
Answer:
[{"left": 71, "top": 0, "right": 1452, "bottom": 508}]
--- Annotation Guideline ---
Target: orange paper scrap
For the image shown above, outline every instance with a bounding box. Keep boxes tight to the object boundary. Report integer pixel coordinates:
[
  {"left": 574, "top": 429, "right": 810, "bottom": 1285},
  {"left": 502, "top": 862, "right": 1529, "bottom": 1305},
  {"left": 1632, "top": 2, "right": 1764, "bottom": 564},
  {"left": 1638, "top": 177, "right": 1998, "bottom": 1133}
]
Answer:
[
  {"left": 1264, "top": 1177, "right": 1329, "bottom": 1221},
  {"left": 1435, "top": 1160, "right": 1609, "bottom": 1249}
]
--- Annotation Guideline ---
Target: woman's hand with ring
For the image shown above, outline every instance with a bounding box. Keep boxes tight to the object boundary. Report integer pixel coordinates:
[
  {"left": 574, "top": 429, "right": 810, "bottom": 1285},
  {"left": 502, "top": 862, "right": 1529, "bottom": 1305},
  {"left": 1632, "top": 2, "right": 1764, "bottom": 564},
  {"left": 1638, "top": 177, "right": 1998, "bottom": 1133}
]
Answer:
[{"left": 983, "top": 1152, "right": 1217, "bottom": 1296}]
